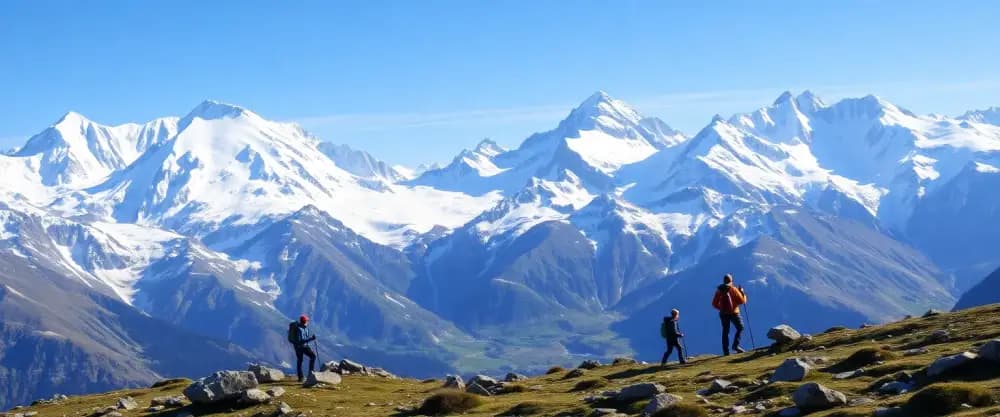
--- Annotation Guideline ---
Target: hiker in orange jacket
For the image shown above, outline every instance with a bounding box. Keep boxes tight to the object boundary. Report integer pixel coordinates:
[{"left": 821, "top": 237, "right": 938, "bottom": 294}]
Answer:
[{"left": 712, "top": 274, "right": 748, "bottom": 355}]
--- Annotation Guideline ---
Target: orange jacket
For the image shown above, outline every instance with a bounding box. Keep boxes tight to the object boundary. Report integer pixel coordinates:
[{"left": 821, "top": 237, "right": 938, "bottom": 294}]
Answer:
[{"left": 712, "top": 284, "right": 747, "bottom": 314}]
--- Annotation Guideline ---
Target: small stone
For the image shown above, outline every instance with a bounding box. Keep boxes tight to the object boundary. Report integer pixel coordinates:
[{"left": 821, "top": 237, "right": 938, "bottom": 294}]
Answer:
[
  {"left": 616, "top": 382, "right": 666, "bottom": 402},
  {"left": 303, "top": 370, "right": 342, "bottom": 387},
  {"left": 504, "top": 372, "right": 527, "bottom": 382},
  {"left": 641, "top": 393, "right": 682, "bottom": 416},
  {"left": 904, "top": 347, "right": 929, "bottom": 356},
  {"left": 147, "top": 405, "right": 165, "bottom": 412},
  {"left": 833, "top": 369, "right": 864, "bottom": 380},
  {"left": 927, "top": 329, "right": 950, "bottom": 343},
  {"left": 878, "top": 381, "right": 913, "bottom": 395},
  {"left": 849, "top": 397, "right": 876, "bottom": 406},
  {"left": 116, "top": 396, "right": 138, "bottom": 410},
  {"left": 267, "top": 387, "right": 286, "bottom": 398},
  {"left": 240, "top": 388, "right": 270, "bottom": 405},
  {"left": 792, "top": 382, "right": 847, "bottom": 410},
  {"left": 771, "top": 358, "right": 811, "bottom": 382},
  {"left": 443, "top": 374, "right": 465, "bottom": 390},
  {"left": 922, "top": 309, "right": 942, "bottom": 318},
  {"left": 708, "top": 379, "right": 732, "bottom": 393},
  {"left": 565, "top": 368, "right": 586, "bottom": 379},
  {"left": 277, "top": 401, "right": 294, "bottom": 415}
]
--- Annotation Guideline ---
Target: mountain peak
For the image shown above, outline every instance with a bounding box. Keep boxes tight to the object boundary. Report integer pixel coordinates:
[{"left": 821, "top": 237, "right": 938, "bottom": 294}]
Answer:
[
  {"left": 772, "top": 91, "right": 795, "bottom": 106},
  {"left": 183, "top": 100, "right": 251, "bottom": 122},
  {"left": 54, "top": 110, "right": 90, "bottom": 126},
  {"left": 473, "top": 138, "right": 506, "bottom": 156}
]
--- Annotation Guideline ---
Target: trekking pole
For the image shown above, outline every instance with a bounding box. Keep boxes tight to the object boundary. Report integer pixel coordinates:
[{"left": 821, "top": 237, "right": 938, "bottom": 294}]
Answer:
[
  {"left": 742, "top": 298, "right": 757, "bottom": 350},
  {"left": 313, "top": 339, "right": 321, "bottom": 363},
  {"left": 678, "top": 324, "right": 690, "bottom": 361}
]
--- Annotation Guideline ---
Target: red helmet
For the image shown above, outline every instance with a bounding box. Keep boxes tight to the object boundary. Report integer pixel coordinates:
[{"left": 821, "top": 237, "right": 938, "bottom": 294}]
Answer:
[{"left": 299, "top": 314, "right": 309, "bottom": 324}]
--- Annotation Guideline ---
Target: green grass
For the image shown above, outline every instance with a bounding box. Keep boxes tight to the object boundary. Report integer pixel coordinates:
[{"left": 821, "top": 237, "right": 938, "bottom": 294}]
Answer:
[
  {"left": 570, "top": 378, "right": 608, "bottom": 392},
  {"left": 904, "top": 383, "right": 994, "bottom": 415},
  {"left": 651, "top": 403, "right": 710, "bottom": 417},
  {"left": 416, "top": 390, "right": 484, "bottom": 415},
  {"left": 825, "top": 346, "right": 899, "bottom": 373}
]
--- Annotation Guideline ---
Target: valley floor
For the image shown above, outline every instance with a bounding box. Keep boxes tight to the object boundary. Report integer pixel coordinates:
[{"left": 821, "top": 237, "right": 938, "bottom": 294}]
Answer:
[{"left": 7, "top": 304, "right": 1000, "bottom": 417}]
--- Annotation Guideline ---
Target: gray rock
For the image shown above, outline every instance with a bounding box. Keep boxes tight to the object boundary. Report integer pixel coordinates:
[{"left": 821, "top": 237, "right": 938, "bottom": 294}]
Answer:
[
  {"left": 878, "top": 381, "right": 913, "bottom": 395},
  {"left": 504, "top": 372, "right": 527, "bottom": 382},
  {"left": 641, "top": 393, "right": 683, "bottom": 416},
  {"left": 848, "top": 397, "right": 875, "bottom": 406},
  {"left": 927, "top": 351, "right": 977, "bottom": 377},
  {"left": 708, "top": 379, "right": 732, "bottom": 393},
  {"left": 731, "top": 405, "right": 749, "bottom": 414},
  {"left": 116, "top": 396, "right": 138, "bottom": 410},
  {"left": 267, "top": 387, "right": 286, "bottom": 398},
  {"left": 565, "top": 368, "right": 586, "bottom": 379},
  {"left": 467, "top": 374, "right": 498, "bottom": 388},
  {"left": 792, "top": 382, "right": 847, "bottom": 410},
  {"left": 248, "top": 364, "right": 285, "bottom": 383},
  {"left": 466, "top": 382, "right": 492, "bottom": 396},
  {"left": 979, "top": 339, "right": 1000, "bottom": 362},
  {"left": 579, "top": 359, "right": 602, "bottom": 369},
  {"left": 616, "top": 382, "right": 666, "bottom": 402},
  {"left": 612, "top": 357, "right": 638, "bottom": 365},
  {"left": 183, "top": 371, "right": 259, "bottom": 404},
  {"left": 367, "top": 367, "right": 398, "bottom": 379},
  {"left": 240, "top": 388, "right": 271, "bottom": 405},
  {"left": 339, "top": 359, "right": 365, "bottom": 373},
  {"left": 771, "top": 358, "right": 811, "bottom": 382},
  {"left": 277, "top": 402, "right": 294, "bottom": 415},
  {"left": 922, "top": 309, "right": 942, "bottom": 318},
  {"left": 833, "top": 369, "right": 864, "bottom": 380},
  {"left": 904, "top": 347, "right": 929, "bottom": 356},
  {"left": 303, "top": 370, "right": 342, "bottom": 387},
  {"left": 927, "top": 329, "right": 950, "bottom": 343},
  {"left": 443, "top": 374, "right": 465, "bottom": 390},
  {"left": 319, "top": 360, "right": 340, "bottom": 373},
  {"left": 150, "top": 396, "right": 185, "bottom": 407},
  {"left": 778, "top": 407, "right": 802, "bottom": 417},
  {"left": 147, "top": 405, "right": 165, "bottom": 412},
  {"left": 768, "top": 325, "right": 802, "bottom": 343}
]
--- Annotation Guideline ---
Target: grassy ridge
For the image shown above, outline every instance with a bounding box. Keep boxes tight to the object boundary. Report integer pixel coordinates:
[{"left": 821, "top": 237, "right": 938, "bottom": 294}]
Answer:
[{"left": 7, "top": 304, "right": 1000, "bottom": 416}]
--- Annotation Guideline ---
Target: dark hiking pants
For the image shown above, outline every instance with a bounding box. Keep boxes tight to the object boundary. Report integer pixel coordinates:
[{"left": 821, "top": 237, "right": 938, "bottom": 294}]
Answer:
[
  {"left": 661, "top": 337, "right": 685, "bottom": 365},
  {"left": 294, "top": 345, "right": 316, "bottom": 381},
  {"left": 720, "top": 313, "right": 744, "bottom": 355}
]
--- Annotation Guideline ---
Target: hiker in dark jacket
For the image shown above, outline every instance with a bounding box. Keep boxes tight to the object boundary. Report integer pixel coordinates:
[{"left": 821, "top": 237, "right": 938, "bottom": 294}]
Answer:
[
  {"left": 660, "top": 308, "right": 686, "bottom": 366},
  {"left": 712, "top": 274, "right": 748, "bottom": 355},
  {"left": 290, "top": 314, "right": 317, "bottom": 382}
]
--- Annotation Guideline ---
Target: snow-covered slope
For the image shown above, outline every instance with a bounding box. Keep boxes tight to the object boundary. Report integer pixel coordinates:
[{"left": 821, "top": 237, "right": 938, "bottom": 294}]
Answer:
[{"left": 317, "top": 142, "right": 408, "bottom": 183}]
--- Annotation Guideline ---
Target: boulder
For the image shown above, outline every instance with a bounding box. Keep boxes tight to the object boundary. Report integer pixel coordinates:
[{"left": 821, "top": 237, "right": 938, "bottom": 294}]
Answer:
[
  {"left": 565, "top": 368, "right": 586, "bottom": 379},
  {"left": 466, "top": 382, "right": 492, "bottom": 396},
  {"left": 708, "top": 379, "right": 732, "bottom": 393},
  {"left": 612, "top": 357, "right": 638, "bottom": 366},
  {"left": 833, "top": 369, "right": 864, "bottom": 380},
  {"left": 641, "top": 393, "right": 683, "bottom": 416},
  {"left": 467, "top": 374, "right": 498, "bottom": 388},
  {"left": 248, "top": 364, "right": 285, "bottom": 383},
  {"left": 443, "top": 375, "right": 465, "bottom": 390},
  {"left": 504, "top": 372, "right": 527, "bottom": 382},
  {"left": 768, "top": 325, "right": 802, "bottom": 344},
  {"left": 240, "top": 389, "right": 271, "bottom": 405},
  {"left": 266, "top": 387, "right": 285, "bottom": 398},
  {"left": 792, "top": 382, "right": 847, "bottom": 410},
  {"left": 183, "top": 371, "right": 259, "bottom": 404},
  {"left": 922, "top": 309, "right": 942, "bottom": 318},
  {"left": 367, "top": 367, "right": 398, "bottom": 379},
  {"left": 339, "top": 359, "right": 365, "bottom": 373},
  {"left": 303, "top": 370, "right": 342, "bottom": 387},
  {"left": 150, "top": 396, "right": 185, "bottom": 408},
  {"left": 877, "top": 381, "right": 913, "bottom": 395},
  {"left": 771, "top": 358, "right": 811, "bottom": 382},
  {"left": 616, "top": 382, "right": 666, "bottom": 402},
  {"left": 927, "top": 329, "right": 950, "bottom": 343},
  {"left": 979, "top": 339, "right": 1000, "bottom": 362},
  {"left": 116, "top": 396, "right": 138, "bottom": 410},
  {"left": 927, "top": 351, "right": 977, "bottom": 377},
  {"left": 579, "top": 359, "right": 602, "bottom": 369}
]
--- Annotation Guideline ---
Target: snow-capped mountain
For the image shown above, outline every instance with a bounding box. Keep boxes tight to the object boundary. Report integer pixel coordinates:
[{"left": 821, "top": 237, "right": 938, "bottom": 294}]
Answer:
[
  {"left": 3, "top": 90, "right": 999, "bottom": 409},
  {"left": 317, "top": 142, "right": 408, "bottom": 183},
  {"left": 961, "top": 107, "right": 1000, "bottom": 125},
  {"left": 411, "top": 91, "right": 688, "bottom": 194}
]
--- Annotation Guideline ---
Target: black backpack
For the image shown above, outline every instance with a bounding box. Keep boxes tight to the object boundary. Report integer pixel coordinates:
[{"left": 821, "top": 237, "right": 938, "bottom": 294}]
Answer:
[{"left": 287, "top": 321, "right": 300, "bottom": 344}]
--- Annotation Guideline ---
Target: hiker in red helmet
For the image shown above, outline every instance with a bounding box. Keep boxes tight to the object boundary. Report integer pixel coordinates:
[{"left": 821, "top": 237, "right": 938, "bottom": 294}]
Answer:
[
  {"left": 287, "top": 314, "right": 317, "bottom": 382},
  {"left": 712, "top": 274, "right": 747, "bottom": 355}
]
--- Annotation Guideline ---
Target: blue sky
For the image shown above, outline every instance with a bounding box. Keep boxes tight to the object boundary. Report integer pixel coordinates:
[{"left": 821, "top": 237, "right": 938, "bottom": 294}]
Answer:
[{"left": 2, "top": 1, "right": 999, "bottom": 166}]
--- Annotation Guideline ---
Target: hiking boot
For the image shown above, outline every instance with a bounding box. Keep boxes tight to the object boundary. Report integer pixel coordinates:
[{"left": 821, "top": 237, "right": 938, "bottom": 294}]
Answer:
[{"left": 733, "top": 346, "right": 746, "bottom": 353}]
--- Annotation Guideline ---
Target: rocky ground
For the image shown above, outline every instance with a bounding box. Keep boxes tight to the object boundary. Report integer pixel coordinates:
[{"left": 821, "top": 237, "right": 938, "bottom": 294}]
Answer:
[{"left": 4, "top": 304, "right": 1000, "bottom": 417}]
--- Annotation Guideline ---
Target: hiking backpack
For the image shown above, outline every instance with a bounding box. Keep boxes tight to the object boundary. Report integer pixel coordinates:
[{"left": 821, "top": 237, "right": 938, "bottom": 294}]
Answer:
[
  {"left": 717, "top": 286, "right": 736, "bottom": 313},
  {"left": 660, "top": 317, "right": 669, "bottom": 338},
  {"left": 287, "top": 321, "right": 300, "bottom": 344}
]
